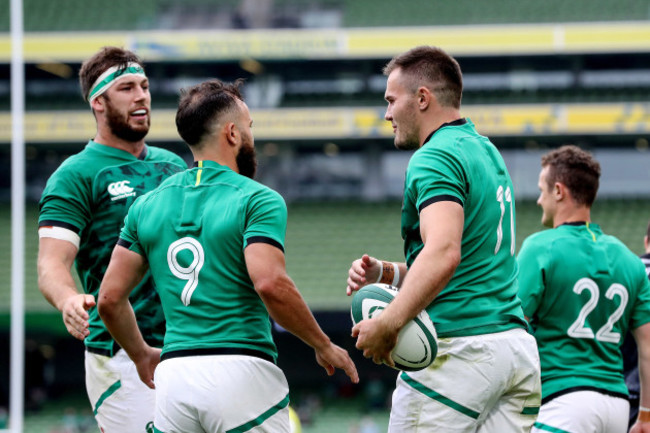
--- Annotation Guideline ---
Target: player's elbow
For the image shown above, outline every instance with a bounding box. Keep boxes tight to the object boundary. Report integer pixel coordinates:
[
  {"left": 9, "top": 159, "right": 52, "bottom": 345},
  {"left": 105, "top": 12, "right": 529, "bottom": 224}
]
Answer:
[
  {"left": 424, "top": 241, "right": 461, "bottom": 274},
  {"left": 445, "top": 247, "right": 461, "bottom": 271},
  {"left": 254, "top": 273, "right": 294, "bottom": 303},
  {"left": 97, "top": 287, "right": 119, "bottom": 321}
]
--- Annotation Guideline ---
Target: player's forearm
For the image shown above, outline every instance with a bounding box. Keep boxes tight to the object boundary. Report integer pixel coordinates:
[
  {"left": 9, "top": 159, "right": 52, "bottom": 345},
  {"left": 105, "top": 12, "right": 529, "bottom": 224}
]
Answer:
[
  {"left": 383, "top": 244, "right": 458, "bottom": 331},
  {"left": 258, "top": 276, "right": 330, "bottom": 351},
  {"left": 37, "top": 259, "right": 80, "bottom": 311},
  {"left": 634, "top": 323, "right": 650, "bottom": 421},
  {"left": 98, "top": 298, "right": 149, "bottom": 361}
]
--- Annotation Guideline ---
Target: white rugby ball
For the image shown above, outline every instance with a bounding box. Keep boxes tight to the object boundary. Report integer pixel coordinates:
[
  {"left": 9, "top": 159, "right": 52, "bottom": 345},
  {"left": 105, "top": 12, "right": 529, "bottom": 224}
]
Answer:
[{"left": 350, "top": 283, "right": 438, "bottom": 371}]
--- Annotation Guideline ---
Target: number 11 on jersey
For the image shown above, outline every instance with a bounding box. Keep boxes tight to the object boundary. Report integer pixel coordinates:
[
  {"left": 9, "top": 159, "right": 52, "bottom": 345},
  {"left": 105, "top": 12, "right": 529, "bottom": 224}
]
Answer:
[{"left": 495, "top": 185, "right": 515, "bottom": 256}]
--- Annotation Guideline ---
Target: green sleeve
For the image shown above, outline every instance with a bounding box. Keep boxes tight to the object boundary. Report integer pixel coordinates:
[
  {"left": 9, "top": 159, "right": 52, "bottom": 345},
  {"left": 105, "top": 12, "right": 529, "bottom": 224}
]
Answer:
[
  {"left": 631, "top": 266, "right": 650, "bottom": 329},
  {"left": 39, "top": 164, "right": 92, "bottom": 231},
  {"left": 408, "top": 145, "right": 467, "bottom": 210},
  {"left": 243, "top": 188, "right": 287, "bottom": 250}
]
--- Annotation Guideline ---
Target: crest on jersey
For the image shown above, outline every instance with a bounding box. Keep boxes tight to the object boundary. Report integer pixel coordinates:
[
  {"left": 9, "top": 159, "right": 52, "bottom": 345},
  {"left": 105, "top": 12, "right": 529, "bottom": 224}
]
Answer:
[{"left": 108, "top": 180, "right": 137, "bottom": 201}]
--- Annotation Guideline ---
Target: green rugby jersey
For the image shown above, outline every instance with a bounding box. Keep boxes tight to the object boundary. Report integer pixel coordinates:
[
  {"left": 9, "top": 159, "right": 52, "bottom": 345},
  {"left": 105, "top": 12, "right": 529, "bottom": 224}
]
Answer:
[
  {"left": 39, "top": 140, "right": 187, "bottom": 354},
  {"left": 119, "top": 160, "right": 286, "bottom": 361},
  {"left": 402, "top": 118, "right": 527, "bottom": 337},
  {"left": 517, "top": 222, "right": 650, "bottom": 401}
]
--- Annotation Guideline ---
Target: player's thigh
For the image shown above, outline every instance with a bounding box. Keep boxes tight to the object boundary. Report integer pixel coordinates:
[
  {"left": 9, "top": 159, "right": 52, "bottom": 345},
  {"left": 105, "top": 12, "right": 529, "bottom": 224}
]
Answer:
[
  {"left": 154, "top": 355, "right": 290, "bottom": 433},
  {"left": 533, "top": 391, "right": 629, "bottom": 433},
  {"left": 389, "top": 329, "right": 540, "bottom": 433},
  {"left": 85, "top": 350, "right": 156, "bottom": 433},
  {"left": 388, "top": 375, "right": 479, "bottom": 433},
  {"left": 388, "top": 333, "right": 501, "bottom": 432},
  {"left": 479, "top": 330, "right": 541, "bottom": 433}
]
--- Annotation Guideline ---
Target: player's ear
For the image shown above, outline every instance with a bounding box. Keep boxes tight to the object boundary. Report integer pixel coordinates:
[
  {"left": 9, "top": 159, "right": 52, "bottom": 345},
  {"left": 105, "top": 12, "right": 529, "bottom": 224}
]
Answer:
[
  {"left": 417, "top": 86, "right": 431, "bottom": 110},
  {"left": 224, "top": 122, "right": 239, "bottom": 147},
  {"left": 90, "top": 96, "right": 105, "bottom": 113},
  {"left": 554, "top": 182, "right": 567, "bottom": 201}
]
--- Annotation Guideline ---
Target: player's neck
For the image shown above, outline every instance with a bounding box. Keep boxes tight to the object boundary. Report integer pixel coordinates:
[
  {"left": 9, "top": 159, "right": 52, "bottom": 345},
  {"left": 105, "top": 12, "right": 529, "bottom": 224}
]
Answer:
[
  {"left": 553, "top": 205, "right": 591, "bottom": 228},
  {"left": 420, "top": 109, "right": 462, "bottom": 145},
  {"left": 192, "top": 147, "right": 239, "bottom": 174},
  {"left": 93, "top": 131, "right": 146, "bottom": 157}
]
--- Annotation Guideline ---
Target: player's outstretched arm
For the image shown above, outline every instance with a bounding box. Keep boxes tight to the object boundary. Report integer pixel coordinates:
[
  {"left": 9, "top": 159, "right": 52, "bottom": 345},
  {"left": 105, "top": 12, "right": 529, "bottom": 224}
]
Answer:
[
  {"left": 245, "top": 242, "right": 359, "bottom": 384},
  {"left": 98, "top": 245, "right": 159, "bottom": 389},
  {"left": 631, "top": 322, "right": 650, "bottom": 432},
  {"left": 38, "top": 237, "right": 95, "bottom": 340},
  {"left": 346, "top": 254, "right": 407, "bottom": 295}
]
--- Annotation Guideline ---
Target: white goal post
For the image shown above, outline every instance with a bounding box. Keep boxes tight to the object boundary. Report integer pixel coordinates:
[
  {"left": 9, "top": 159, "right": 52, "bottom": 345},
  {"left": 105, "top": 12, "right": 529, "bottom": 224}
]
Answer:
[{"left": 5, "top": 0, "right": 26, "bottom": 432}]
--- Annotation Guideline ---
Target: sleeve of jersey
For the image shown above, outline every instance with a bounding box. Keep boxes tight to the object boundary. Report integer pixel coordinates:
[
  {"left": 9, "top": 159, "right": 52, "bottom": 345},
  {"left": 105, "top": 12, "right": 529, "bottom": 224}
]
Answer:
[
  {"left": 116, "top": 199, "right": 145, "bottom": 256},
  {"left": 38, "top": 166, "right": 92, "bottom": 236},
  {"left": 243, "top": 188, "right": 287, "bottom": 253},
  {"left": 407, "top": 146, "right": 467, "bottom": 213},
  {"left": 516, "top": 236, "right": 547, "bottom": 319},
  {"left": 630, "top": 264, "right": 650, "bottom": 329}
]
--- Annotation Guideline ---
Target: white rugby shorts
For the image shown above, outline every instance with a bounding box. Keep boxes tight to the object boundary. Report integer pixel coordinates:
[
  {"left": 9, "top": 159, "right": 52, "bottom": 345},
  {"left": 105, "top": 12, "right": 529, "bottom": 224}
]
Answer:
[
  {"left": 533, "top": 390, "right": 629, "bottom": 433},
  {"left": 85, "top": 349, "right": 156, "bottom": 433},
  {"left": 153, "top": 354, "right": 290, "bottom": 433},
  {"left": 388, "top": 327, "right": 541, "bottom": 432}
]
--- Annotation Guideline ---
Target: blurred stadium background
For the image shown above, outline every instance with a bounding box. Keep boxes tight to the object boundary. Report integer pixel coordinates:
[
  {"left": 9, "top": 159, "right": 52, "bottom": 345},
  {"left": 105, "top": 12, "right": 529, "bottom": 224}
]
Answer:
[{"left": 1, "top": 0, "right": 650, "bottom": 431}]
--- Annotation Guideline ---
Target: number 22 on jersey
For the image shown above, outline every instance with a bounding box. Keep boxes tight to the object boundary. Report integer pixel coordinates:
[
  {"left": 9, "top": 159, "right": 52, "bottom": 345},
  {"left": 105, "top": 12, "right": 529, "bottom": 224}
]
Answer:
[
  {"left": 167, "top": 237, "right": 205, "bottom": 306},
  {"left": 567, "top": 277, "right": 629, "bottom": 344}
]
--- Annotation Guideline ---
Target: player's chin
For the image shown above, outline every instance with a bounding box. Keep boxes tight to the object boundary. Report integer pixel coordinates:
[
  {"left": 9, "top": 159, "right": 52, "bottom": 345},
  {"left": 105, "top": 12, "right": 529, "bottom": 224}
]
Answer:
[{"left": 131, "top": 123, "right": 150, "bottom": 135}]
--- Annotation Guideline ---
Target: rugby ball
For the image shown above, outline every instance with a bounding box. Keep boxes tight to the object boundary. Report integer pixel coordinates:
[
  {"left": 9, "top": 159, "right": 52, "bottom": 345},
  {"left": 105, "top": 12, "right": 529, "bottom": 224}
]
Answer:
[{"left": 351, "top": 283, "right": 437, "bottom": 371}]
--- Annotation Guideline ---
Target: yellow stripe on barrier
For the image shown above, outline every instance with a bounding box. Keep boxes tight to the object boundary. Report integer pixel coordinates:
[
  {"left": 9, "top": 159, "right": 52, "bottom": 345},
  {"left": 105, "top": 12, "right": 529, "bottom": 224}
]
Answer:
[
  {"left": 0, "top": 103, "right": 648, "bottom": 143},
  {"left": 1, "top": 22, "right": 649, "bottom": 63}
]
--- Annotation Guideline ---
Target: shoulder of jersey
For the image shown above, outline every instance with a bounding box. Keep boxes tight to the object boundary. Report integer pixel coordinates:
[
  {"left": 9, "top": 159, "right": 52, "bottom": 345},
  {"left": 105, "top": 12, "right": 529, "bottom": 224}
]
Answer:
[{"left": 350, "top": 283, "right": 438, "bottom": 372}]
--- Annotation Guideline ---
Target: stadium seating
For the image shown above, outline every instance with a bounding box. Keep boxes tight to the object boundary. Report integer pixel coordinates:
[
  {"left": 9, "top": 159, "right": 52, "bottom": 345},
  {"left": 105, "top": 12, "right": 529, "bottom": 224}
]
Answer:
[
  {"left": 2, "top": 0, "right": 650, "bottom": 32},
  {"left": 3, "top": 200, "right": 648, "bottom": 315}
]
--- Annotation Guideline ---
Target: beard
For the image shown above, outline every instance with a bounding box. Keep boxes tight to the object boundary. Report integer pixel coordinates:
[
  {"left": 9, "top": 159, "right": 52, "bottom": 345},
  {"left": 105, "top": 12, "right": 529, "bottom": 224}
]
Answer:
[
  {"left": 393, "top": 105, "right": 421, "bottom": 151},
  {"left": 394, "top": 129, "right": 421, "bottom": 151},
  {"left": 105, "top": 98, "right": 149, "bottom": 142},
  {"left": 236, "top": 141, "right": 257, "bottom": 179}
]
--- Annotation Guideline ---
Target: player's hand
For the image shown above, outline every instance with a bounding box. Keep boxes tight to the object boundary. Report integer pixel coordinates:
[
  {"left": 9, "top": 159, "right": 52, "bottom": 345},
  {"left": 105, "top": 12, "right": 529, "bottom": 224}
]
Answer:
[
  {"left": 630, "top": 421, "right": 650, "bottom": 433},
  {"left": 314, "top": 342, "right": 359, "bottom": 384},
  {"left": 132, "top": 346, "right": 162, "bottom": 389},
  {"left": 351, "top": 315, "right": 398, "bottom": 368},
  {"left": 346, "top": 254, "right": 381, "bottom": 296},
  {"left": 61, "top": 294, "right": 96, "bottom": 340}
]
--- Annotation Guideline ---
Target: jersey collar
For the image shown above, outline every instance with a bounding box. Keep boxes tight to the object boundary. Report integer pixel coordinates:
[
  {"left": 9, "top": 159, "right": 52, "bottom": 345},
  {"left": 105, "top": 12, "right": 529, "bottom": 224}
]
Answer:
[
  {"left": 87, "top": 140, "right": 149, "bottom": 160},
  {"left": 422, "top": 118, "right": 467, "bottom": 146},
  {"left": 559, "top": 221, "right": 589, "bottom": 226},
  {"left": 192, "top": 160, "right": 231, "bottom": 170}
]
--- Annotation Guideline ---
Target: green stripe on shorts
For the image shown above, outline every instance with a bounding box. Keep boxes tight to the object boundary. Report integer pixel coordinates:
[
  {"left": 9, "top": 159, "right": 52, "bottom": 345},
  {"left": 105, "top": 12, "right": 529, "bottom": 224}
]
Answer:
[
  {"left": 522, "top": 406, "right": 540, "bottom": 415},
  {"left": 93, "top": 380, "right": 121, "bottom": 415},
  {"left": 153, "top": 425, "right": 165, "bottom": 433},
  {"left": 226, "top": 393, "right": 290, "bottom": 433},
  {"left": 534, "top": 421, "right": 573, "bottom": 433},
  {"left": 400, "top": 372, "right": 480, "bottom": 419}
]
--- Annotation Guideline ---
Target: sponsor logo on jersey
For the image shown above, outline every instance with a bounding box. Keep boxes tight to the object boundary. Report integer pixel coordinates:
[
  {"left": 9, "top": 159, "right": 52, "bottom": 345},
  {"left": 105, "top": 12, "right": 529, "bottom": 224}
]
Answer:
[{"left": 108, "top": 180, "right": 137, "bottom": 201}]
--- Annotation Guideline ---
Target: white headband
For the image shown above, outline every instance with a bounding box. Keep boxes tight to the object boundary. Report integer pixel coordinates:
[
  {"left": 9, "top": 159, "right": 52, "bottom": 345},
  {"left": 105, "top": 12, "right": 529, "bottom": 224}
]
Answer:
[{"left": 88, "top": 62, "right": 147, "bottom": 105}]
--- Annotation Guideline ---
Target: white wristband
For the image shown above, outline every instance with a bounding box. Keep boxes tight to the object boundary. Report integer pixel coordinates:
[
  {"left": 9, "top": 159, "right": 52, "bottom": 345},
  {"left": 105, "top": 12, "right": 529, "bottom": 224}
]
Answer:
[
  {"left": 374, "top": 260, "right": 383, "bottom": 283},
  {"left": 391, "top": 262, "right": 400, "bottom": 286}
]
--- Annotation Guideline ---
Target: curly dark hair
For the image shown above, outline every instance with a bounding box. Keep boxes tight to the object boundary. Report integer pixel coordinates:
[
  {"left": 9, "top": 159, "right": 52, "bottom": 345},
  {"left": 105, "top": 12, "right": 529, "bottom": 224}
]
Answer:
[{"left": 541, "top": 145, "right": 601, "bottom": 206}]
